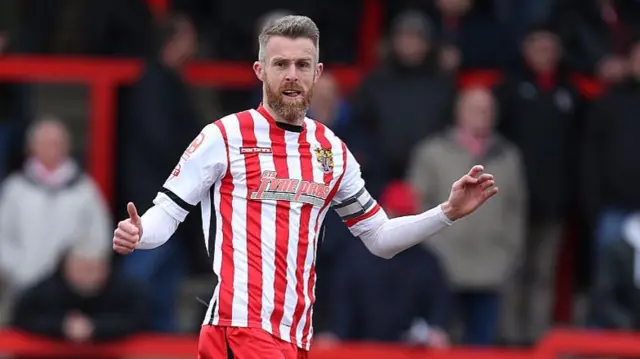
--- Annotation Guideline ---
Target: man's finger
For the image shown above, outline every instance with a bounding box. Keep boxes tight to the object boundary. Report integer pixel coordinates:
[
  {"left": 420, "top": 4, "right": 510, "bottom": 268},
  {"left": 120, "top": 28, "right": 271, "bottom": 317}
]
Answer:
[
  {"left": 461, "top": 175, "right": 478, "bottom": 185},
  {"left": 467, "top": 165, "right": 484, "bottom": 177},
  {"left": 481, "top": 180, "right": 495, "bottom": 190},
  {"left": 477, "top": 173, "right": 493, "bottom": 182},
  {"left": 114, "top": 226, "right": 139, "bottom": 242},
  {"left": 114, "top": 230, "right": 139, "bottom": 243},
  {"left": 118, "top": 220, "right": 139, "bottom": 235},
  {"left": 113, "top": 243, "right": 134, "bottom": 254},
  {"left": 484, "top": 186, "right": 499, "bottom": 198},
  {"left": 127, "top": 202, "right": 141, "bottom": 225},
  {"left": 113, "top": 238, "right": 137, "bottom": 250}
]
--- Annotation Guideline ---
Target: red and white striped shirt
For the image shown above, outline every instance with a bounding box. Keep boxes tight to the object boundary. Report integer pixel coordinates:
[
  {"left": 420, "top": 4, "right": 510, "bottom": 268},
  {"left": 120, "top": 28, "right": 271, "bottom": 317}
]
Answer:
[{"left": 153, "top": 105, "right": 385, "bottom": 349}]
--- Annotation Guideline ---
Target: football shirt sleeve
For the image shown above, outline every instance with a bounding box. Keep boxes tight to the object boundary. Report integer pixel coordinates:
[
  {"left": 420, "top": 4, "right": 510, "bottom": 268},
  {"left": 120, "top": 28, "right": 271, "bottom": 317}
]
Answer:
[
  {"left": 332, "top": 143, "right": 455, "bottom": 259},
  {"left": 153, "top": 123, "right": 228, "bottom": 222},
  {"left": 331, "top": 146, "right": 386, "bottom": 237}
]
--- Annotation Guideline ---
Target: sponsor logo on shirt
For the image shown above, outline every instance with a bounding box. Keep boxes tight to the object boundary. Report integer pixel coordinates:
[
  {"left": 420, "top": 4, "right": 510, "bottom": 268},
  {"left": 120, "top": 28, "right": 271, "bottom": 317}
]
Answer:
[
  {"left": 250, "top": 170, "right": 330, "bottom": 207},
  {"left": 240, "top": 147, "right": 272, "bottom": 154}
]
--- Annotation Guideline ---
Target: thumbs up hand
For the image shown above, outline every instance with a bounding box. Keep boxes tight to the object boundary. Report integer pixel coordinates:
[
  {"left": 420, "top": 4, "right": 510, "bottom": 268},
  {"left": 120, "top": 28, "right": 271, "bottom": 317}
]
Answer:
[{"left": 113, "top": 202, "right": 143, "bottom": 255}]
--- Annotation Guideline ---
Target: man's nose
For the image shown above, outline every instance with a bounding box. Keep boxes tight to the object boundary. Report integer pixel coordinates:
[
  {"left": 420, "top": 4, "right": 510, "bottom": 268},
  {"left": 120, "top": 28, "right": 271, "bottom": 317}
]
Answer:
[{"left": 284, "top": 64, "right": 298, "bottom": 82}]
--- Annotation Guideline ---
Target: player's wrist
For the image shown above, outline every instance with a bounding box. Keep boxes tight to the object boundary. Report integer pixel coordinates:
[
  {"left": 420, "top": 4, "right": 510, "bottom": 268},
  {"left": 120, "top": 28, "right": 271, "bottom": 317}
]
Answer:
[{"left": 440, "top": 201, "right": 459, "bottom": 222}]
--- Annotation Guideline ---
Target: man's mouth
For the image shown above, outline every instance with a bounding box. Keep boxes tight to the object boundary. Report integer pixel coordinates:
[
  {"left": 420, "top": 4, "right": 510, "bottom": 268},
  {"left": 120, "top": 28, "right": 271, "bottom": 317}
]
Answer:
[{"left": 282, "top": 90, "right": 302, "bottom": 98}]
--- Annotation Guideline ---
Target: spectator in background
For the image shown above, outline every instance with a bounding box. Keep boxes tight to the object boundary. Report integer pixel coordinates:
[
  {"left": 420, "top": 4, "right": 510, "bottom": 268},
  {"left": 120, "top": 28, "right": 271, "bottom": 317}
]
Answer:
[
  {"left": 85, "top": 0, "right": 153, "bottom": 57},
  {"left": 408, "top": 87, "right": 526, "bottom": 346},
  {"left": 554, "top": 0, "right": 640, "bottom": 84},
  {"left": 0, "top": 118, "right": 111, "bottom": 323},
  {"left": 351, "top": 10, "right": 455, "bottom": 180},
  {"left": 117, "top": 14, "right": 203, "bottom": 333},
  {"left": 589, "top": 212, "right": 640, "bottom": 330},
  {"left": 428, "top": 0, "right": 514, "bottom": 69},
  {"left": 0, "top": 31, "right": 14, "bottom": 180},
  {"left": 0, "top": 30, "right": 31, "bottom": 180},
  {"left": 583, "top": 41, "right": 640, "bottom": 260},
  {"left": 493, "top": 0, "right": 554, "bottom": 42},
  {"left": 12, "top": 250, "right": 146, "bottom": 344},
  {"left": 317, "top": 181, "right": 452, "bottom": 348},
  {"left": 495, "top": 24, "right": 582, "bottom": 345}
]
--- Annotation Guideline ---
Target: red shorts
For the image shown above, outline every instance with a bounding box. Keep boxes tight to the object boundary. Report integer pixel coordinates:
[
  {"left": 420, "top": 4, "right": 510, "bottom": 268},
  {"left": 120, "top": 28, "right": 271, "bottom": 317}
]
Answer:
[{"left": 197, "top": 325, "right": 309, "bottom": 359}]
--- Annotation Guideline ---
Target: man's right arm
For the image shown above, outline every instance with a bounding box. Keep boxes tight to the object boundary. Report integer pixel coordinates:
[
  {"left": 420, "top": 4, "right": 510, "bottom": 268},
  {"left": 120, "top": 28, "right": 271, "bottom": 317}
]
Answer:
[{"left": 136, "top": 122, "right": 228, "bottom": 249}]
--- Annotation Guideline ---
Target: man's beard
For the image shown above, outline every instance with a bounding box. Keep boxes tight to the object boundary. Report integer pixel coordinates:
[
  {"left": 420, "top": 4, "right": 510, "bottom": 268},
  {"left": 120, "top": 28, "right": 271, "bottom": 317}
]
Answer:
[{"left": 265, "top": 78, "right": 313, "bottom": 123}]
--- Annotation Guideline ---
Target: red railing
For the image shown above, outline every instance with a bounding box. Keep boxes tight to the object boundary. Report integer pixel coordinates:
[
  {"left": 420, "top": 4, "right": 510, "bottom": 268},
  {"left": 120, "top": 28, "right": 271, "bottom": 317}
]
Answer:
[{"left": 0, "top": 328, "right": 639, "bottom": 358}]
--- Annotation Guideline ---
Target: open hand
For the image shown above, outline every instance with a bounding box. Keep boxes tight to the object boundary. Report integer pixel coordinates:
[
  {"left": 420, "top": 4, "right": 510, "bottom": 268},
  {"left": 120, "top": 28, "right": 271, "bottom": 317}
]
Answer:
[
  {"left": 442, "top": 165, "right": 498, "bottom": 221},
  {"left": 112, "top": 202, "right": 142, "bottom": 255}
]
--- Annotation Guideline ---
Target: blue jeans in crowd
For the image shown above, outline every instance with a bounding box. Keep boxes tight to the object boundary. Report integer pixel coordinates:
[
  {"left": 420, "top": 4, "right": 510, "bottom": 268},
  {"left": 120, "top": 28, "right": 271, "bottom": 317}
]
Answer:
[
  {"left": 456, "top": 291, "right": 501, "bottom": 346},
  {"left": 594, "top": 208, "right": 629, "bottom": 250},
  {"left": 593, "top": 207, "right": 630, "bottom": 272},
  {"left": 587, "top": 207, "right": 630, "bottom": 328},
  {"left": 121, "top": 237, "right": 187, "bottom": 332}
]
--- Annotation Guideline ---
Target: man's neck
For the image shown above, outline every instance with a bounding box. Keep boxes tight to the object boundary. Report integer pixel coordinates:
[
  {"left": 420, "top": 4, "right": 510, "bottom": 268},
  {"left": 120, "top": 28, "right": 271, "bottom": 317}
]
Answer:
[{"left": 261, "top": 102, "right": 305, "bottom": 126}]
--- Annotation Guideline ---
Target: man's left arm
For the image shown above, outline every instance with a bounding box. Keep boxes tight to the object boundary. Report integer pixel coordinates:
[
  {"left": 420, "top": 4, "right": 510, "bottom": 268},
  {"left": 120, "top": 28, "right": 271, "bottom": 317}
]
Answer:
[{"left": 331, "top": 146, "right": 455, "bottom": 259}]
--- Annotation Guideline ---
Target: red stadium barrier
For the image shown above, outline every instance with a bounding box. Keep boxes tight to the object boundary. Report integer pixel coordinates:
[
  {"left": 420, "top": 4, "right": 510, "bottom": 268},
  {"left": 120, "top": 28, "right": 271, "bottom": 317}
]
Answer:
[{"left": 1, "top": 328, "right": 639, "bottom": 358}]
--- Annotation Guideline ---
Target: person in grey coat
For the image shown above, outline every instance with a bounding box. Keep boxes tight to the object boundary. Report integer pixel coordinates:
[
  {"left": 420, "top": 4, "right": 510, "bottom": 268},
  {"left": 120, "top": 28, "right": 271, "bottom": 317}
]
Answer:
[
  {"left": 0, "top": 118, "right": 111, "bottom": 323},
  {"left": 408, "top": 87, "right": 527, "bottom": 345}
]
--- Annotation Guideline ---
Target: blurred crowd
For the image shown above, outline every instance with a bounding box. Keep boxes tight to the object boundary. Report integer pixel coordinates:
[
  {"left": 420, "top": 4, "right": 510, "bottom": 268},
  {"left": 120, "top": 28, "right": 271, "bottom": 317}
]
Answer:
[{"left": 1, "top": 0, "right": 640, "bottom": 351}]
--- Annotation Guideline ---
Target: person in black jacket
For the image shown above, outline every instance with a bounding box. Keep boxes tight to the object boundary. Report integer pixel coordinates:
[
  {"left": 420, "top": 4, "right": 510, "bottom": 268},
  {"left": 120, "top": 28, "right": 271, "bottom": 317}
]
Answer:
[
  {"left": 496, "top": 23, "right": 583, "bottom": 345},
  {"left": 11, "top": 250, "right": 147, "bottom": 342},
  {"left": 116, "top": 14, "right": 204, "bottom": 333},
  {"left": 350, "top": 10, "right": 455, "bottom": 180},
  {"left": 583, "top": 40, "right": 640, "bottom": 253},
  {"left": 589, "top": 212, "right": 640, "bottom": 330}
]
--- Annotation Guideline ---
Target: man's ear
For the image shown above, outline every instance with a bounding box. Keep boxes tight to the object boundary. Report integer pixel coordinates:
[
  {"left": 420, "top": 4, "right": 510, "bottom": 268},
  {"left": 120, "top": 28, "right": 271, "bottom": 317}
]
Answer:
[
  {"left": 314, "top": 62, "right": 324, "bottom": 83},
  {"left": 253, "top": 61, "right": 264, "bottom": 81}
]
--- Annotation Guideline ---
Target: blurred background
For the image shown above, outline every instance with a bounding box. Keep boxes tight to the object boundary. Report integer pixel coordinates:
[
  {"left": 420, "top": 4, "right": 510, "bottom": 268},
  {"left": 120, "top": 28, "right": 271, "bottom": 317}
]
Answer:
[{"left": 0, "top": 0, "right": 640, "bottom": 358}]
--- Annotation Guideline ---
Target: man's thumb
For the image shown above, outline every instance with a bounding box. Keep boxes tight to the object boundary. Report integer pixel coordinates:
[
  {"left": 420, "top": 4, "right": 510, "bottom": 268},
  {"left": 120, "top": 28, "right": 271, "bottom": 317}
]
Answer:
[{"left": 127, "top": 202, "right": 141, "bottom": 225}]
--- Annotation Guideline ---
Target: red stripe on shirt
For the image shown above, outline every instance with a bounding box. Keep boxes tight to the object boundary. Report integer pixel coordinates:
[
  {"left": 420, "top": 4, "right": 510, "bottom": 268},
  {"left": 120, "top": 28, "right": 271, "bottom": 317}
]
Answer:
[
  {"left": 344, "top": 203, "right": 383, "bottom": 227},
  {"left": 267, "top": 124, "right": 290, "bottom": 339},
  {"left": 237, "top": 111, "right": 263, "bottom": 325},
  {"left": 301, "top": 125, "right": 345, "bottom": 347},
  {"left": 290, "top": 124, "right": 314, "bottom": 343},
  {"left": 213, "top": 120, "right": 235, "bottom": 323}
]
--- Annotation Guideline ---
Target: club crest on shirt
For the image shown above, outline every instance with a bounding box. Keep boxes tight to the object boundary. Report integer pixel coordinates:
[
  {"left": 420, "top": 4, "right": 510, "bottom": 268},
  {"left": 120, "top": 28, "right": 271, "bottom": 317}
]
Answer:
[{"left": 314, "top": 147, "right": 334, "bottom": 174}]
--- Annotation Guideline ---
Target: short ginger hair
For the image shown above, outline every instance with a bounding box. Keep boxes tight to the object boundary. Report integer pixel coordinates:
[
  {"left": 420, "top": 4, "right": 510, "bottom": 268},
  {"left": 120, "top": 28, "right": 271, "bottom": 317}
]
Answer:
[{"left": 257, "top": 15, "right": 320, "bottom": 62}]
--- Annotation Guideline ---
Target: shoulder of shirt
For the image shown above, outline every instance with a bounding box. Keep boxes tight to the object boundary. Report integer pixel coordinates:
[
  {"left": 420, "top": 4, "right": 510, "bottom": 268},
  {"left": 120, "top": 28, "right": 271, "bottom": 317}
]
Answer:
[
  {"left": 303, "top": 117, "right": 344, "bottom": 145},
  {"left": 210, "top": 109, "right": 268, "bottom": 135},
  {"left": 204, "top": 113, "right": 240, "bottom": 137}
]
